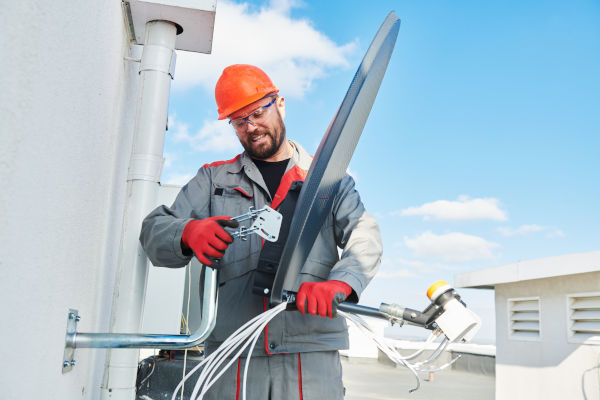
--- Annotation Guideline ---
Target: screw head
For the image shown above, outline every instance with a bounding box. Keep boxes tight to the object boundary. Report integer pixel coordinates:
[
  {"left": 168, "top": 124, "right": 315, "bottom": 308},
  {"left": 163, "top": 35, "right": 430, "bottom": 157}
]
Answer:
[
  {"left": 263, "top": 288, "right": 270, "bottom": 294},
  {"left": 71, "top": 360, "right": 76, "bottom": 366},
  {"left": 75, "top": 315, "right": 81, "bottom": 322},
  {"left": 63, "top": 361, "right": 70, "bottom": 368}
]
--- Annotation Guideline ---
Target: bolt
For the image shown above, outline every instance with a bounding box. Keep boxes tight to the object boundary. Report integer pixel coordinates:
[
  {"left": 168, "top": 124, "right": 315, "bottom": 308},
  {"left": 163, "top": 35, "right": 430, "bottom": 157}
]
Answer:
[
  {"left": 63, "top": 361, "right": 70, "bottom": 368},
  {"left": 410, "top": 312, "right": 417, "bottom": 319},
  {"left": 75, "top": 315, "right": 81, "bottom": 322},
  {"left": 71, "top": 360, "right": 76, "bottom": 366},
  {"left": 263, "top": 288, "right": 270, "bottom": 294}
]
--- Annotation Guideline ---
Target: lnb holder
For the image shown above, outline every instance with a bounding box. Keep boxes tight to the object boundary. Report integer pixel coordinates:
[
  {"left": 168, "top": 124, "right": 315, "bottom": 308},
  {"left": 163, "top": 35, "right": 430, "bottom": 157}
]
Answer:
[{"left": 280, "top": 281, "right": 481, "bottom": 343}]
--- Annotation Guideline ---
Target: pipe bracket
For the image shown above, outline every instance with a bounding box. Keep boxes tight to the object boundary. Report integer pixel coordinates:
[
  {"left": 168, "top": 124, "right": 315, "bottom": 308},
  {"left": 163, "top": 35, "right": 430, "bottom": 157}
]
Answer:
[
  {"left": 127, "top": 154, "right": 164, "bottom": 182},
  {"left": 139, "top": 44, "right": 177, "bottom": 79},
  {"left": 62, "top": 309, "right": 80, "bottom": 373}
]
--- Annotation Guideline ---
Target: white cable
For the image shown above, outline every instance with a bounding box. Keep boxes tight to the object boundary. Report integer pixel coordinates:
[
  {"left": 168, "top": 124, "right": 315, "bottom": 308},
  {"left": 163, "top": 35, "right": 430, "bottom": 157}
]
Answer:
[
  {"left": 199, "top": 306, "right": 285, "bottom": 396},
  {"left": 416, "top": 354, "right": 461, "bottom": 372},
  {"left": 339, "top": 311, "right": 421, "bottom": 392},
  {"left": 403, "top": 331, "right": 439, "bottom": 360},
  {"left": 410, "top": 338, "right": 449, "bottom": 368},
  {"left": 170, "top": 306, "right": 280, "bottom": 400},
  {"left": 197, "top": 315, "right": 271, "bottom": 399},
  {"left": 180, "top": 263, "right": 193, "bottom": 400},
  {"left": 339, "top": 310, "right": 457, "bottom": 393},
  {"left": 196, "top": 304, "right": 286, "bottom": 400},
  {"left": 241, "top": 323, "right": 265, "bottom": 400},
  {"left": 173, "top": 303, "right": 287, "bottom": 400}
]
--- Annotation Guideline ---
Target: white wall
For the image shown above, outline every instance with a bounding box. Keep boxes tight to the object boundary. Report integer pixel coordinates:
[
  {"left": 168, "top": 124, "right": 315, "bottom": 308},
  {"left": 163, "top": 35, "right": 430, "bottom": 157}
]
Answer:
[
  {"left": 0, "top": 2, "right": 139, "bottom": 399},
  {"left": 495, "top": 271, "right": 600, "bottom": 400}
]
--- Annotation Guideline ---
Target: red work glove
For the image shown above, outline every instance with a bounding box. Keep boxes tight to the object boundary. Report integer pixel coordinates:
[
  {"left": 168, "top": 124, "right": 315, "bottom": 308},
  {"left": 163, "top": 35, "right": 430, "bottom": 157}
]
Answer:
[
  {"left": 296, "top": 280, "right": 352, "bottom": 318},
  {"left": 181, "top": 216, "right": 239, "bottom": 267}
]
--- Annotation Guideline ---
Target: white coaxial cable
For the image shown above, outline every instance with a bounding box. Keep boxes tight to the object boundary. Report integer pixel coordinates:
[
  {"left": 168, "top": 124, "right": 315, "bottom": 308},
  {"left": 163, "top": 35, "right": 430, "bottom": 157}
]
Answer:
[
  {"left": 197, "top": 305, "right": 286, "bottom": 400},
  {"left": 183, "top": 303, "right": 287, "bottom": 400},
  {"left": 339, "top": 311, "right": 421, "bottom": 392},
  {"left": 402, "top": 331, "right": 440, "bottom": 361},
  {"left": 192, "top": 307, "right": 280, "bottom": 399},
  {"left": 189, "top": 312, "right": 271, "bottom": 400},
  {"left": 339, "top": 310, "right": 459, "bottom": 391},
  {"left": 415, "top": 354, "right": 461, "bottom": 373},
  {"left": 170, "top": 304, "right": 285, "bottom": 400},
  {"left": 411, "top": 338, "right": 449, "bottom": 368}
]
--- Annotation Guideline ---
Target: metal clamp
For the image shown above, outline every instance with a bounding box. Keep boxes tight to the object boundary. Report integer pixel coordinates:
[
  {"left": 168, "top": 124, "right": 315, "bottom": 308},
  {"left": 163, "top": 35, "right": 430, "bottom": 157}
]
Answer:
[
  {"left": 62, "top": 309, "right": 80, "bottom": 373},
  {"left": 230, "top": 206, "right": 282, "bottom": 242}
]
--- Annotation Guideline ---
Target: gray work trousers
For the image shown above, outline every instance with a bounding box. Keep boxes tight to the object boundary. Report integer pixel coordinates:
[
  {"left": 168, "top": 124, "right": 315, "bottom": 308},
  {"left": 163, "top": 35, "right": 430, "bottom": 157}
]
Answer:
[{"left": 202, "top": 351, "right": 345, "bottom": 400}]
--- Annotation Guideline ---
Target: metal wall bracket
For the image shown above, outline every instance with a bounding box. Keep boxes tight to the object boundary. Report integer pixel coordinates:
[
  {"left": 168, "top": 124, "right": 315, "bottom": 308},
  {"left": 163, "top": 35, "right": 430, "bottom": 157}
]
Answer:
[
  {"left": 62, "top": 309, "right": 80, "bottom": 373},
  {"left": 59, "top": 208, "right": 280, "bottom": 372}
]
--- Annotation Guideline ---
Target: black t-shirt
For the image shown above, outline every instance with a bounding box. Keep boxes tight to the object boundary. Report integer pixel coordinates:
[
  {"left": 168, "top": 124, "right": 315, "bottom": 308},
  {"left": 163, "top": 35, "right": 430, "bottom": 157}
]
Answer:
[{"left": 252, "top": 158, "right": 289, "bottom": 198}]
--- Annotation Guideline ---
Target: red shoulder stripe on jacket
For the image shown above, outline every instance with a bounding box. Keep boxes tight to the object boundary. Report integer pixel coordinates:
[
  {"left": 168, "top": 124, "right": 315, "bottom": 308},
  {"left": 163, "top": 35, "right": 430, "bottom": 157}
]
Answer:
[
  {"left": 270, "top": 165, "right": 308, "bottom": 210},
  {"left": 202, "top": 154, "right": 241, "bottom": 169}
]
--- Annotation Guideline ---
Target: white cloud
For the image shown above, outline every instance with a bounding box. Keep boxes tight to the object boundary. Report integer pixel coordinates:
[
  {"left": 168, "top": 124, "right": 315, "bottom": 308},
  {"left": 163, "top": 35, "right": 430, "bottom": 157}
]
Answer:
[
  {"left": 374, "top": 269, "right": 416, "bottom": 279},
  {"left": 163, "top": 151, "right": 175, "bottom": 168},
  {"left": 397, "top": 195, "right": 507, "bottom": 221},
  {"left": 403, "top": 231, "right": 500, "bottom": 262},
  {"left": 379, "top": 257, "right": 457, "bottom": 275},
  {"left": 173, "top": 0, "right": 356, "bottom": 98},
  {"left": 547, "top": 229, "right": 566, "bottom": 238},
  {"left": 163, "top": 172, "right": 195, "bottom": 186},
  {"left": 498, "top": 224, "right": 565, "bottom": 238},
  {"left": 169, "top": 114, "right": 242, "bottom": 153}
]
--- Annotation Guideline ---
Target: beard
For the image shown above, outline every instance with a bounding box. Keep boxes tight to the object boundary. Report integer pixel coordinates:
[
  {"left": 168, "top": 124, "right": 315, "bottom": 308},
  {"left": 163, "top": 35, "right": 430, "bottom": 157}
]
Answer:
[{"left": 241, "top": 110, "right": 287, "bottom": 160}]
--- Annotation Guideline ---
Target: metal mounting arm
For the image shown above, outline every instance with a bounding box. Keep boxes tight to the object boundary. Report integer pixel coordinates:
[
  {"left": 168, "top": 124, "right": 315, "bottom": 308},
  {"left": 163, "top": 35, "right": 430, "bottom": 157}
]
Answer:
[
  {"left": 62, "top": 206, "right": 283, "bottom": 372},
  {"left": 62, "top": 267, "right": 218, "bottom": 372}
]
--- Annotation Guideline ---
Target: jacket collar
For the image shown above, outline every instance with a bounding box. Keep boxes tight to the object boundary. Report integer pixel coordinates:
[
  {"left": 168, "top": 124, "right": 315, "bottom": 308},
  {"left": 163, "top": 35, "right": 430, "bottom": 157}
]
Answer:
[
  {"left": 287, "top": 140, "right": 313, "bottom": 172},
  {"left": 223, "top": 140, "right": 313, "bottom": 199},
  {"left": 230, "top": 139, "right": 312, "bottom": 174}
]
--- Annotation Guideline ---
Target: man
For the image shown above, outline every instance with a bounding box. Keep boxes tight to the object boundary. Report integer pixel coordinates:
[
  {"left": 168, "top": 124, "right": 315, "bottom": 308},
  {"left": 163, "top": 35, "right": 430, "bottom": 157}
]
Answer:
[{"left": 140, "top": 64, "right": 382, "bottom": 399}]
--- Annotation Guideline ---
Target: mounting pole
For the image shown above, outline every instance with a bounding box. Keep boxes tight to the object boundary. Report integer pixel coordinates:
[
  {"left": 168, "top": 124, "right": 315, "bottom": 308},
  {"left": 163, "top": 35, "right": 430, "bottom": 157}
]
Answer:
[{"left": 100, "top": 19, "right": 177, "bottom": 400}]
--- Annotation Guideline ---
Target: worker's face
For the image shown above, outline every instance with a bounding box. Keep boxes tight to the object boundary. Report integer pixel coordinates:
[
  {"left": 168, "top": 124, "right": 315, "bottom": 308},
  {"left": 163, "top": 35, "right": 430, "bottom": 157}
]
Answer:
[{"left": 229, "top": 96, "right": 286, "bottom": 160}]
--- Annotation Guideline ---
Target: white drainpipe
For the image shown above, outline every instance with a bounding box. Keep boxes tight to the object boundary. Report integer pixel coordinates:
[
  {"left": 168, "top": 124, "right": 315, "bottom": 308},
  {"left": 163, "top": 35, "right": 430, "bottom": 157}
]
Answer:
[{"left": 101, "top": 20, "right": 177, "bottom": 400}]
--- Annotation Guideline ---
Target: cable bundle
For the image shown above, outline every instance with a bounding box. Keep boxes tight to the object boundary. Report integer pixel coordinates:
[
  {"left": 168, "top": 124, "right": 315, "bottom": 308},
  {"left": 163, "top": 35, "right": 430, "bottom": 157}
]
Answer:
[
  {"left": 171, "top": 302, "right": 287, "bottom": 400},
  {"left": 339, "top": 310, "right": 460, "bottom": 392},
  {"left": 173, "top": 303, "right": 459, "bottom": 399}
]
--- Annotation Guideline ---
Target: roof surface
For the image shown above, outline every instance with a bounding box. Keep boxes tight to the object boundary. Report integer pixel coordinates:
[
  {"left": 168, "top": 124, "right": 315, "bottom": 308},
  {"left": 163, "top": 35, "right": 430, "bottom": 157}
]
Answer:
[
  {"left": 454, "top": 251, "right": 600, "bottom": 289},
  {"left": 342, "top": 357, "right": 494, "bottom": 400}
]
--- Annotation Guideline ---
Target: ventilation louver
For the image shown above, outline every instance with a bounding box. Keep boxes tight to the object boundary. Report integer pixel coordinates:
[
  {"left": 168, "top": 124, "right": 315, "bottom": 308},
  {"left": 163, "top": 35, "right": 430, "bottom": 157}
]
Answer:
[
  {"left": 508, "top": 297, "right": 540, "bottom": 340},
  {"left": 567, "top": 293, "right": 600, "bottom": 344}
]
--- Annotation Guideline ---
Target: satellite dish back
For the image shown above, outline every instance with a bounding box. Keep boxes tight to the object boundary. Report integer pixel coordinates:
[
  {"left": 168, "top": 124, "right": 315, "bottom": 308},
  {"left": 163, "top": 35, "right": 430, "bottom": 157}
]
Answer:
[{"left": 270, "top": 12, "right": 400, "bottom": 305}]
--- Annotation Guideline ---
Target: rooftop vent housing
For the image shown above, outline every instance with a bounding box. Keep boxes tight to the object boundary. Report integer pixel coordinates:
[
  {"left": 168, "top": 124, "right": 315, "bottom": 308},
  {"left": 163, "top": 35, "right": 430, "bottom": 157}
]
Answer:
[
  {"left": 567, "top": 292, "right": 600, "bottom": 344},
  {"left": 508, "top": 297, "right": 540, "bottom": 340}
]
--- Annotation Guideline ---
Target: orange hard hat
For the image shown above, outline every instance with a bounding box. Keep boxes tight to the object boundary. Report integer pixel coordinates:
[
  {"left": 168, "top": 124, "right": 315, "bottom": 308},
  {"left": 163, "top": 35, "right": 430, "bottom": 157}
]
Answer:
[{"left": 215, "top": 64, "right": 279, "bottom": 120}]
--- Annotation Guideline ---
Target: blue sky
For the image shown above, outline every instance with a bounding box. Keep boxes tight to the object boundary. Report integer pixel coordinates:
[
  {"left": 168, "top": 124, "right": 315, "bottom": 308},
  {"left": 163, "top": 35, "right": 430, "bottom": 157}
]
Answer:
[{"left": 162, "top": 0, "right": 600, "bottom": 341}]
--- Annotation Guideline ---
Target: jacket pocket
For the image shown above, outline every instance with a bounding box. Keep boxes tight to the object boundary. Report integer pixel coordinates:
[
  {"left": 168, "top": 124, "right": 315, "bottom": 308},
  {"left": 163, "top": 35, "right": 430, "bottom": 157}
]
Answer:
[{"left": 210, "top": 184, "right": 254, "bottom": 218}]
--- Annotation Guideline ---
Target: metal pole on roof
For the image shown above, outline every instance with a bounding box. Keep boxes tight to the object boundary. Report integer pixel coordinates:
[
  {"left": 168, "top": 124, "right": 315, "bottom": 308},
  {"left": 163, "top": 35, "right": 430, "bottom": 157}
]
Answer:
[{"left": 100, "top": 19, "right": 177, "bottom": 400}]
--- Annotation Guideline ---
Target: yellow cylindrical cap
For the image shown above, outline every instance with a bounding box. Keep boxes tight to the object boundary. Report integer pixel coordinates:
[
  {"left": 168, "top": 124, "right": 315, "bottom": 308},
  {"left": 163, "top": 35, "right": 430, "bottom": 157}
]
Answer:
[{"left": 427, "top": 280, "right": 449, "bottom": 299}]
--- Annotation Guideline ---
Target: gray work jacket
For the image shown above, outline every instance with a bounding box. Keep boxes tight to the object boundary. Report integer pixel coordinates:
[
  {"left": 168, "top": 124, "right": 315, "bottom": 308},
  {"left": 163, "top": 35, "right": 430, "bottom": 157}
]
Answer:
[{"left": 140, "top": 141, "right": 382, "bottom": 355}]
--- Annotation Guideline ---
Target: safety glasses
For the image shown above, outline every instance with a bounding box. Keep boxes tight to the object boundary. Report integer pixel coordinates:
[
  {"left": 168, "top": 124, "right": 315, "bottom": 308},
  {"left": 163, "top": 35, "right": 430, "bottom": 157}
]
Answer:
[{"left": 228, "top": 97, "right": 277, "bottom": 131}]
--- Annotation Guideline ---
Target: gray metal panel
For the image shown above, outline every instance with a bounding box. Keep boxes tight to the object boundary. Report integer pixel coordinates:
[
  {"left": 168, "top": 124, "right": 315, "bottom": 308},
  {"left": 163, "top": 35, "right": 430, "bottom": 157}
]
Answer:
[{"left": 270, "top": 12, "right": 400, "bottom": 304}]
